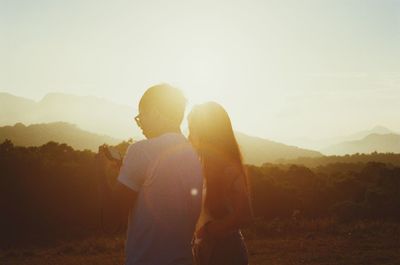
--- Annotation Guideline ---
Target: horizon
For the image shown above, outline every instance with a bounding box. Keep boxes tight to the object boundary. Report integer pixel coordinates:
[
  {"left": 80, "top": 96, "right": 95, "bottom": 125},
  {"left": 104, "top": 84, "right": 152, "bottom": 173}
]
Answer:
[
  {"left": 1, "top": 90, "right": 399, "bottom": 151},
  {"left": 1, "top": 0, "right": 399, "bottom": 145}
]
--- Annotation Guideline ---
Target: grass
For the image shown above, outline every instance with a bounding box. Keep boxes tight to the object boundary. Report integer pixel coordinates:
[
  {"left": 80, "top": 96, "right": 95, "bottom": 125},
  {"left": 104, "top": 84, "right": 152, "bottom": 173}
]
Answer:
[{"left": 1, "top": 219, "right": 400, "bottom": 265}]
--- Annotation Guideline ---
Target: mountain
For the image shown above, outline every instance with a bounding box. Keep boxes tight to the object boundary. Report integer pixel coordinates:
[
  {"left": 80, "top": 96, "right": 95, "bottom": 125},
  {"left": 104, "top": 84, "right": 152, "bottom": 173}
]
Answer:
[
  {"left": 235, "top": 132, "right": 323, "bottom": 165},
  {"left": 0, "top": 93, "right": 36, "bottom": 124},
  {"left": 0, "top": 122, "right": 121, "bottom": 151},
  {"left": 332, "top": 125, "right": 394, "bottom": 143},
  {"left": 1, "top": 92, "right": 325, "bottom": 164},
  {"left": 0, "top": 121, "right": 324, "bottom": 165},
  {"left": 287, "top": 126, "right": 396, "bottom": 151},
  {"left": 0, "top": 92, "right": 141, "bottom": 140},
  {"left": 322, "top": 133, "right": 400, "bottom": 155}
]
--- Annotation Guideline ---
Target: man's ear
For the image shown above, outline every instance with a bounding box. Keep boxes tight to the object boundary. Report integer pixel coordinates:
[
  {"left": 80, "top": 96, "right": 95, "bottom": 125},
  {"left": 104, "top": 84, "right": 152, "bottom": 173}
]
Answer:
[{"left": 154, "top": 108, "right": 169, "bottom": 127}]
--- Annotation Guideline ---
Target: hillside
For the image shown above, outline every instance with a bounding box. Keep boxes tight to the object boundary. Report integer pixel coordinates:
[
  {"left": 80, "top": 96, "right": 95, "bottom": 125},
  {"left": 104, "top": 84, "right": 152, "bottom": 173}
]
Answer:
[
  {"left": 0, "top": 122, "right": 121, "bottom": 151},
  {"left": 322, "top": 133, "right": 400, "bottom": 155},
  {"left": 287, "top": 126, "right": 396, "bottom": 151},
  {"left": 0, "top": 92, "right": 141, "bottom": 140},
  {"left": 235, "top": 132, "right": 323, "bottom": 165},
  {"left": 0, "top": 122, "right": 323, "bottom": 165}
]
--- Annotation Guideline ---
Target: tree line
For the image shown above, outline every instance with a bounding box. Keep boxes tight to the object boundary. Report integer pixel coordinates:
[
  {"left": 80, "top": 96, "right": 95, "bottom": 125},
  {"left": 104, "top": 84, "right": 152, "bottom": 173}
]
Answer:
[{"left": 1, "top": 139, "right": 399, "bottom": 247}]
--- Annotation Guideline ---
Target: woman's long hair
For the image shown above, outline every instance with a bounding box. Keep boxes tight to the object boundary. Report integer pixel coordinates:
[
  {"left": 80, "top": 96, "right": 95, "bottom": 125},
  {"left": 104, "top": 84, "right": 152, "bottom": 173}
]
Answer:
[{"left": 188, "top": 102, "right": 250, "bottom": 219}]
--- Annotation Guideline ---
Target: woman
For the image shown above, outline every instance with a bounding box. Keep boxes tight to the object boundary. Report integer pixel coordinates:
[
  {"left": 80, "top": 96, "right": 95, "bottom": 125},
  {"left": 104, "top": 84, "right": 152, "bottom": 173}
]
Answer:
[{"left": 188, "top": 102, "right": 253, "bottom": 265}]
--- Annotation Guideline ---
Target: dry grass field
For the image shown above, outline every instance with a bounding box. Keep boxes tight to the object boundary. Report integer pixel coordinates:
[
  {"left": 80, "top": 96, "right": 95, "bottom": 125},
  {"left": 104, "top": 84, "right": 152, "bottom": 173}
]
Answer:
[{"left": 1, "top": 219, "right": 400, "bottom": 265}]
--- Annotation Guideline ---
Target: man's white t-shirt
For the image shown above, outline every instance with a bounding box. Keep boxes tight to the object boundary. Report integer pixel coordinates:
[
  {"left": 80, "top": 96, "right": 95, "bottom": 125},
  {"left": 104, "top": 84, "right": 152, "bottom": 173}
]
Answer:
[{"left": 117, "top": 133, "right": 203, "bottom": 265}]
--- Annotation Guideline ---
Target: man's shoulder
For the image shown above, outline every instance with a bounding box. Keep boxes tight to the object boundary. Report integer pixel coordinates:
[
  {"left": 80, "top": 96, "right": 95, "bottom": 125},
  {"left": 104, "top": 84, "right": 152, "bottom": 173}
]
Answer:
[
  {"left": 123, "top": 140, "right": 152, "bottom": 162},
  {"left": 149, "top": 133, "right": 190, "bottom": 150},
  {"left": 153, "top": 132, "right": 187, "bottom": 142},
  {"left": 126, "top": 134, "right": 190, "bottom": 159},
  {"left": 126, "top": 139, "right": 149, "bottom": 152}
]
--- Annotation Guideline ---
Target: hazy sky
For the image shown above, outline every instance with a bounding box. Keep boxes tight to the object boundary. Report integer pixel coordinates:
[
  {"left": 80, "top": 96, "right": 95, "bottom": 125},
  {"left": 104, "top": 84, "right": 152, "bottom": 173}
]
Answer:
[{"left": 1, "top": 0, "right": 399, "bottom": 144}]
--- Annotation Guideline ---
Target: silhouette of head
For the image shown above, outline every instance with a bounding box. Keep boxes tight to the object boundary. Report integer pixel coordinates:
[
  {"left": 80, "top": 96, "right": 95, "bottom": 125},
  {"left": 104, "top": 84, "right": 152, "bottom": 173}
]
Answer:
[
  {"left": 135, "top": 84, "right": 186, "bottom": 139},
  {"left": 188, "top": 102, "right": 237, "bottom": 154}
]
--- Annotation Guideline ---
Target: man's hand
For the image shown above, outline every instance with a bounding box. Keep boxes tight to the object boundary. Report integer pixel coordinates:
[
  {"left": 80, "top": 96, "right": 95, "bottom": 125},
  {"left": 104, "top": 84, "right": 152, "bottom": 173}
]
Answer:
[{"left": 97, "top": 144, "right": 122, "bottom": 169}]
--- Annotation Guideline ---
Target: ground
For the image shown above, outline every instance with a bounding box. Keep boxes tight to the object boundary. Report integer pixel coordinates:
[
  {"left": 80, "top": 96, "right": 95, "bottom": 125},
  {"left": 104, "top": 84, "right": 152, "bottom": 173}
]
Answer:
[{"left": 2, "top": 220, "right": 400, "bottom": 265}]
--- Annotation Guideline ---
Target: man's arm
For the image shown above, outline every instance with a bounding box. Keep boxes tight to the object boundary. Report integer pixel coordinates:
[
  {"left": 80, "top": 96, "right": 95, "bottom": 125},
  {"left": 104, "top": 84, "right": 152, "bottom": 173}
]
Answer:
[
  {"left": 104, "top": 179, "right": 138, "bottom": 217},
  {"left": 97, "top": 150, "right": 138, "bottom": 221}
]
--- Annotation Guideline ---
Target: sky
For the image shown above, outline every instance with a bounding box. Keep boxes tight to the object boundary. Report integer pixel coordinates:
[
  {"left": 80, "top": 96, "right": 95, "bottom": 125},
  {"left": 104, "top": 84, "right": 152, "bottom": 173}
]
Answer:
[{"left": 1, "top": 0, "right": 399, "bottom": 144}]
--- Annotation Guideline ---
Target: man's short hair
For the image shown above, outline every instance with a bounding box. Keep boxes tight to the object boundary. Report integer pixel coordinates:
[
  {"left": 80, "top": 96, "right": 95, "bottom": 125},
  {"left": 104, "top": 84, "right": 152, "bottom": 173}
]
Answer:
[{"left": 139, "top": 84, "right": 187, "bottom": 126}]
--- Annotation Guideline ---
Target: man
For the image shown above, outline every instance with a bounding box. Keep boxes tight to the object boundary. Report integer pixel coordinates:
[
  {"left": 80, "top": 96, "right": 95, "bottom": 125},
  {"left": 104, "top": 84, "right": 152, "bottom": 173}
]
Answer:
[{"left": 98, "top": 84, "right": 203, "bottom": 265}]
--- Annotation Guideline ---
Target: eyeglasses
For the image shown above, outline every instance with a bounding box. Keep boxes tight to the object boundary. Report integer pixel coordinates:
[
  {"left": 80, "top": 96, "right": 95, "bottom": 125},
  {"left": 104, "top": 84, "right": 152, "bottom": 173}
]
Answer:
[
  {"left": 134, "top": 108, "right": 171, "bottom": 128},
  {"left": 134, "top": 114, "right": 142, "bottom": 128}
]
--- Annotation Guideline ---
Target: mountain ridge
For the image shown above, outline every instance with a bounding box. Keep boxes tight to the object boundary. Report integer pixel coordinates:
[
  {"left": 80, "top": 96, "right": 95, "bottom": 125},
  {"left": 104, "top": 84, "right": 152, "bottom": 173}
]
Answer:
[
  {"left": 322, "top": 133, "right": 400, "bottom": 155},
  {"left": 0, "top": 92, "right": 141, "bottom": 140},
  {"left": 0, "top": 122, "right": 121, "bottom": 151},
  {"left": 0, "top": 121, "right": 324, "bottom": 165}
]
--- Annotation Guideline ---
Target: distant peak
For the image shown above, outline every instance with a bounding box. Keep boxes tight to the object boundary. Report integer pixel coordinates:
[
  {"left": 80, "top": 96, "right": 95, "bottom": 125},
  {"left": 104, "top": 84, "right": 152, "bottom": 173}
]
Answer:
[
  {"left": 0, "top": 92, "right": 28, "bottom": 99},
  {"left": 364, "top": 132, "right": 399, "bottom": 140},
  {"left": 14, "top": 122, "right": 26, "bottom": 127},
  {"left": 370, "top": 125, "right": 392, "bottom": 134},
  {"left": 0, "top": 92, "right": 36, "bottom": 103},
  {"left": 39, "top": 92, "right": 116, "bottom": 106},
  {"left": 0, "top": 92, "right": 15, "bottom": 97},
  {"left": 41, "top": 92, "right": 77, "bottom": 101}
]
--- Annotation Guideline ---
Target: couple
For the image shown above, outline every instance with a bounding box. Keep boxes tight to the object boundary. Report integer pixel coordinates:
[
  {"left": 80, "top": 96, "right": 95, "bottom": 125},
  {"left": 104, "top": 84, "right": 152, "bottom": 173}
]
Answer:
[{"left": 98, "top": 84, "right": 252, "bottom": 265}]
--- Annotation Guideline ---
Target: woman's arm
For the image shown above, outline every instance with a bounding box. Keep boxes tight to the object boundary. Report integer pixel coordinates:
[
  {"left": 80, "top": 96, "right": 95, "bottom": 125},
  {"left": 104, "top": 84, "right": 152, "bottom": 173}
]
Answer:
[{"left": 197, "top": 170, "right": 253, "bottom": 239}]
